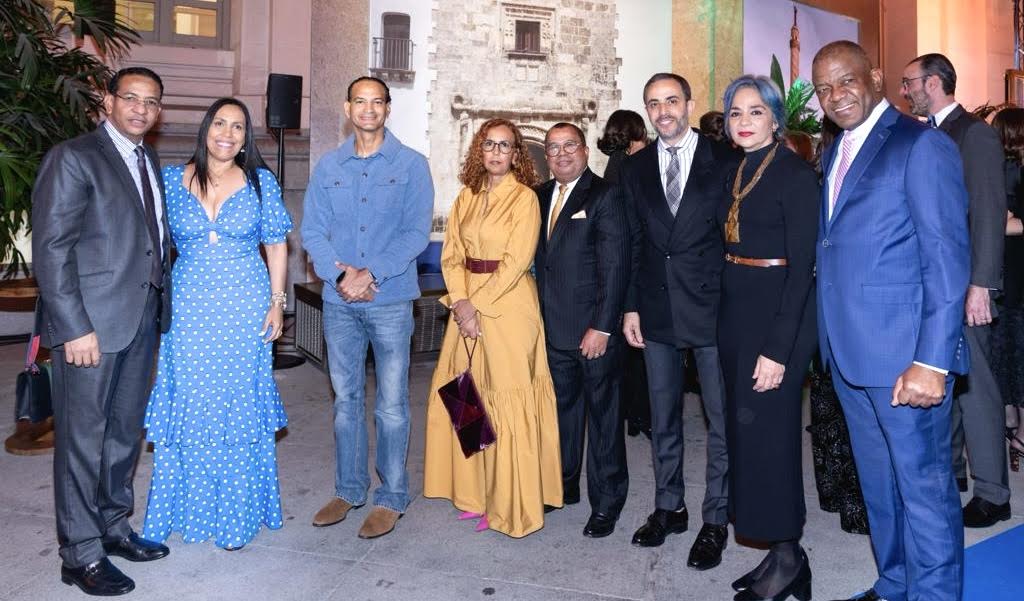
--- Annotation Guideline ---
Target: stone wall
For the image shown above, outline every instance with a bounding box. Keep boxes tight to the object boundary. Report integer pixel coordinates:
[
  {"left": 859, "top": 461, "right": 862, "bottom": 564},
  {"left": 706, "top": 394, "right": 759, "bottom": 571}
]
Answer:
[{"left": 427, "top": 0, "right": 621, "bottom": 223}]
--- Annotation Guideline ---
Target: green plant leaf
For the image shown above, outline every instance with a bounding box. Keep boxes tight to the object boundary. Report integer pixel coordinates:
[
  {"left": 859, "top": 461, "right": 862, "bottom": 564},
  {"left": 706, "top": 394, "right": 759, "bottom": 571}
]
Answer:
[
  {"left": 770, "top": 54, "right": 786, "bottom": 100},
  {"left": 0, "top": 0, "right": 139, "bottom": 277}
]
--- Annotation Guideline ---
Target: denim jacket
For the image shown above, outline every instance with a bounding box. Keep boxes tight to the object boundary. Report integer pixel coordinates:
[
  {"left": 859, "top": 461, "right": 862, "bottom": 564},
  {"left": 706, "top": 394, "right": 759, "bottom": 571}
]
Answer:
[{"left": 301, "top": 129, "right": 434, "bottom": 306}]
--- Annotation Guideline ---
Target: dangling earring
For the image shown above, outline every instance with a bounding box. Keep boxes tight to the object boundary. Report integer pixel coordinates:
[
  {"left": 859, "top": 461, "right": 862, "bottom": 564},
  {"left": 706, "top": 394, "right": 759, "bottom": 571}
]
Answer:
[{"left": 240, "top": 147, "right": 246, "bottom": 154}]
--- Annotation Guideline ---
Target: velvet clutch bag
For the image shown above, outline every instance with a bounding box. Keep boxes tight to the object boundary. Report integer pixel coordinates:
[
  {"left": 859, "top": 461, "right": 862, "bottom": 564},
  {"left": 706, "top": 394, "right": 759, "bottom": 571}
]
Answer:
[{"left": 437, "top": 338, "right": 495, "bottom": 458}]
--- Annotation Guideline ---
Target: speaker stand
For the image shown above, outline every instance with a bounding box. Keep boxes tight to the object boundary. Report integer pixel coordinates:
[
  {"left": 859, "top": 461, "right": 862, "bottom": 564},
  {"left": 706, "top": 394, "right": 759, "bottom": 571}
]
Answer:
[{"left": 270, "top": 130, "right": 304, "bottom": 371}]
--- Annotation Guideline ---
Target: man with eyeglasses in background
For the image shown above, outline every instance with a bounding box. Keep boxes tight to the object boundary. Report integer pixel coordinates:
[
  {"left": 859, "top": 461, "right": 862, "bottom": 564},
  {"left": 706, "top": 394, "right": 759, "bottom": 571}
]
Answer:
[
  {"left": 302, "top": 76, "right": 433, "bottom": 540},
  {"left": 533, "top": 123, "right": 631, "bottom": 538},
  {"left": 901, "top": 53, "right": 1010, "bottom": 529},
  {"left": 618, "top": 73, "right": 737, "bottom": 569},
  {"left": 32, "top": 66, "right": 173, "bottom": 596}
]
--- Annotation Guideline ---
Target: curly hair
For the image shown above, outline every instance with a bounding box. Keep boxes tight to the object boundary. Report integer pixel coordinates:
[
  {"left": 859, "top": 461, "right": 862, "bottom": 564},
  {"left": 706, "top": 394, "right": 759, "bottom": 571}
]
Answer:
[{"left": 458, "top": 118, "right": 539, "bottom": 193}]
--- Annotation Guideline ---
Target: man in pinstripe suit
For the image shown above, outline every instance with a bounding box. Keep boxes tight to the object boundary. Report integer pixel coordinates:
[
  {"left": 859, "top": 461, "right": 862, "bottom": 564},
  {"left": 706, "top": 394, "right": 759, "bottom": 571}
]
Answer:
[{"left": 534, "top": 122, "right": 631, "bottom": 538}]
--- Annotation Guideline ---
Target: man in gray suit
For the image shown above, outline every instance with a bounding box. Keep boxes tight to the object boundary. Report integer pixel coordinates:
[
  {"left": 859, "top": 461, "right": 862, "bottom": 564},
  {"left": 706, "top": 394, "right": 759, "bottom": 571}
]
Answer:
[
  {"left": 902, "top": 53, "right": 1010, "bottom": 527},
  {"left": 32, "top": 67, "right": 173, "bottom": 596}
]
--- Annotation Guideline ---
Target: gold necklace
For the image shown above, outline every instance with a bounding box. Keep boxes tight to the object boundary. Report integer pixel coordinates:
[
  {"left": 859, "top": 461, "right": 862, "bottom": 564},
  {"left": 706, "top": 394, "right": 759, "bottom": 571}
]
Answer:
[{"left": 724, "top": 142, "right": 778, "bottom": 243}]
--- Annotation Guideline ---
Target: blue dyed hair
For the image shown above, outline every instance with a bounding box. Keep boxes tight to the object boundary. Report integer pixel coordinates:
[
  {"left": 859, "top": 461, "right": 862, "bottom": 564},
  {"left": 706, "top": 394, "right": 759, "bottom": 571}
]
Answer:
[{"left": 721, "top": 75, "right": 786, "bottom": 141}]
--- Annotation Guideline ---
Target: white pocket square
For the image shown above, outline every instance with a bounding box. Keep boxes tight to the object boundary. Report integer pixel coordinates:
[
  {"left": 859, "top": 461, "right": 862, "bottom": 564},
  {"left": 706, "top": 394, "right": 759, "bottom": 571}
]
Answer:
[{"left": 570, "top": 210, "right": 587, "bottom": 219}]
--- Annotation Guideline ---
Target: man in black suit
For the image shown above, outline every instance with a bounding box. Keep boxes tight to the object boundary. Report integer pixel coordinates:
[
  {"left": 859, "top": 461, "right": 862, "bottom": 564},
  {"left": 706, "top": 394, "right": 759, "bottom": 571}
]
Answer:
[
  {"left": 32, "top": 67, "right": 173, "bottom": 596},
  {"left": 619, "top": 73, "right": 735, "bottom": 570},
  {"left": 902, "top": 53, "right": 1010, "bottom": 528},
  {"left": 534, "top": 123, "right": 630, "bottom": 538}
]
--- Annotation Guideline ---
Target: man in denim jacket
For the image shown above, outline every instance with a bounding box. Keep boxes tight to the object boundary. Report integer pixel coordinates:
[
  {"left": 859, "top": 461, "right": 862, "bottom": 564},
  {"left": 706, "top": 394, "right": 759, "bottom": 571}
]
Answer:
[{"left": 302, "top": 76, "right": 434, "bottom": 539}]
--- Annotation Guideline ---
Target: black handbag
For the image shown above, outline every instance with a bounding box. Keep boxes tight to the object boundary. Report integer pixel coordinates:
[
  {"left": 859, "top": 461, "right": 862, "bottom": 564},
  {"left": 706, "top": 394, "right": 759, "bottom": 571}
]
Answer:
[{"left": 15, "top": 313, "right": 52, "bottom": 423}]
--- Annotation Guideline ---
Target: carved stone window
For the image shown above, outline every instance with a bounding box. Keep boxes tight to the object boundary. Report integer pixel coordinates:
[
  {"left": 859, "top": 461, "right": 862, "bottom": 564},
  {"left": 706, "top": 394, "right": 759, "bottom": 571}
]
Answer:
[{"left": 501, "top": 3, "right": 553, "bottom": 60}]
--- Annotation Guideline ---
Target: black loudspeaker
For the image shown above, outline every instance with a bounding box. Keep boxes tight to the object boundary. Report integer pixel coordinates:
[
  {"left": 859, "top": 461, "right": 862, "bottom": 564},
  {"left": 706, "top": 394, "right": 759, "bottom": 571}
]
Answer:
[{"left": 266, "top": 74, "right": 303, "bottom": 129}]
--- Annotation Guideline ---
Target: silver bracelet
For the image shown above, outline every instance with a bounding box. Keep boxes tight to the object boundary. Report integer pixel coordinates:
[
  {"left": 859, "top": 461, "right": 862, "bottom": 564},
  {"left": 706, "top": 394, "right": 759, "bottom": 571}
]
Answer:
[{"left": 270, "top": 291, "right": 287, "bottom": 307}]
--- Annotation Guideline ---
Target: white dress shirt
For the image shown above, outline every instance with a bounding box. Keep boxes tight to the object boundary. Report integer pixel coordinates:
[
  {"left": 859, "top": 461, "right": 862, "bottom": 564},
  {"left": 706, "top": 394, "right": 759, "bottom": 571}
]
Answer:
[
  {"left": 826, "top": 98, "right": 890, "bottom": 219},
  {"left": 657, "top": 127, "right": 698, "bottom": 198},
  {"left": 932, "top": 101, "right": 959, "bottom": 128}
]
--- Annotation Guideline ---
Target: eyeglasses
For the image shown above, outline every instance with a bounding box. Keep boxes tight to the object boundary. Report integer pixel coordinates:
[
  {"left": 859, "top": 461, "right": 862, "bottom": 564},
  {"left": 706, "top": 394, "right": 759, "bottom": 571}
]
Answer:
[
  {"left": 114, "top": 93, "right": 161, "bottom": 110},
  {"left": 544, "top": 141, "right": 582, "bottom": 157},
  {"left": 481, "top": 139, "right": 513, "bottom": 154},
  {"left": 899, "top": 75, "right": 927, "bottom": 89}
]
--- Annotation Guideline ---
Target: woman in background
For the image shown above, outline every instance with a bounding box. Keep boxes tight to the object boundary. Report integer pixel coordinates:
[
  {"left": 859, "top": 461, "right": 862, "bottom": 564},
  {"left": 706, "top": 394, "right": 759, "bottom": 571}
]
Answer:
[
  {"left": 990, "top": 107, "right": 1024, "bottom": 471},
  {"left": 597, "top": 108, "right": 648, "bottom": 185},
  {"left": 717, "top": 75, "right": 818, "bottom": 601},
  {"left": 597, "top": 109, "right": 652, "bottom": 438},
  {"left": 423, "top": 118, "right": 562, "bottom": 537},
  {"left": 143, "top": 97, "right": 292, "bottom": 550}
]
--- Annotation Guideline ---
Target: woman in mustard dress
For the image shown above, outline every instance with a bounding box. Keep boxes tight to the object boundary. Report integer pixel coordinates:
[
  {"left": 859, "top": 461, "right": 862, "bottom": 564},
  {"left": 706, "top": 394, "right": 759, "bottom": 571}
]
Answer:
[{"left": 423, "top": 118, "right": 563, "bottom": 537}]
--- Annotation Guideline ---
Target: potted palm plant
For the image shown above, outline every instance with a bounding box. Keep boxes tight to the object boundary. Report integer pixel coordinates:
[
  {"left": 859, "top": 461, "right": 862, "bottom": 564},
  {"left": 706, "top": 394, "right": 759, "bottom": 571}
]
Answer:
[
  {"left": 768, "top": 54, "right": 822, "bottom": 136},
  {"left": 0, "top": 0, "right": 138, "bottom": 301},
  {"left": 2, "top": 0, "right": 138, "bottom": 454}
]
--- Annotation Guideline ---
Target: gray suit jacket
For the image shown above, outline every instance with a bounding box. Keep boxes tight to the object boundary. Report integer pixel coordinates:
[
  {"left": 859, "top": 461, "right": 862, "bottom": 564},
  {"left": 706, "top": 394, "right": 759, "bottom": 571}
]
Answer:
[
  {"left": 32, "top": 126, "right": 172, "bottom": 353},
  {"left": 940, "top": 104, "right": 1006, "bottom": 291}
]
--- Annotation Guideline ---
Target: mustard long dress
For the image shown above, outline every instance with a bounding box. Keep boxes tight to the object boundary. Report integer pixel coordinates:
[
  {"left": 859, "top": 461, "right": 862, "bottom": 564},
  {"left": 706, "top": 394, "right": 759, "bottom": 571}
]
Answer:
[{"left": 423, "top": 173, "right": 563, "bottom": 537}]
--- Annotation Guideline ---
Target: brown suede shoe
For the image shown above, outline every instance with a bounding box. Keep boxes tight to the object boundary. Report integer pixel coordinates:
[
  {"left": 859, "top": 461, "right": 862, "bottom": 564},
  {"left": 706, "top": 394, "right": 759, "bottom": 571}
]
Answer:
[
  {"left": 357, "top": 507, "right": 401, "bottom": 539},
  {"left": 312, "top": 498, "right": 355, "bottom": 527}
]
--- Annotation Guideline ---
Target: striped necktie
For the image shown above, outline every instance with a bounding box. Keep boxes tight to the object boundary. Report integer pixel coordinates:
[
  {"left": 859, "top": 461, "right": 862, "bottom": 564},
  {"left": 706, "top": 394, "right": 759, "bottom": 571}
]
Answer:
[
  {"left": 665, "top": 146, "right": 681, "bottom": 216},
  {"left": 830, "top": 133, "right": 855, "bottom": 215}
]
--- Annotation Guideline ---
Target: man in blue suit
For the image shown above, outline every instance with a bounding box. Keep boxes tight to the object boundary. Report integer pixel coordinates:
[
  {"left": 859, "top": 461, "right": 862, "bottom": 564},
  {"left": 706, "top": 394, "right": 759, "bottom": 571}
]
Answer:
[{"left": 812, "top": 41, "right": 970, "bottom": 601}]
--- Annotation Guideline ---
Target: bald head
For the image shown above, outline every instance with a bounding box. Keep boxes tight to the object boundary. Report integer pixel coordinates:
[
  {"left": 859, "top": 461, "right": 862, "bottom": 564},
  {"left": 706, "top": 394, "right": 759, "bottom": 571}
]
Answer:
[{"left": 811, "top": 40, "right": 884, "bottom": 131}]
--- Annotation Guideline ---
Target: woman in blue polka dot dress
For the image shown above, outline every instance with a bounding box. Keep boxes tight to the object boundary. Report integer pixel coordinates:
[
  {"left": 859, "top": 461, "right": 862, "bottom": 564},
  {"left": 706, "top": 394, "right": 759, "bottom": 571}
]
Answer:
[{"left": 142, "top": 98, "right": 292, "bottom": 550}]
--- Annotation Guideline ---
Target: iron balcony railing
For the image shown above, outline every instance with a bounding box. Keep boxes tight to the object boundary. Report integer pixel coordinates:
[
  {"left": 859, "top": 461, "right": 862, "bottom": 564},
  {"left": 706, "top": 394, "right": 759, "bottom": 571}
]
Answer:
[{"left": 372, "top": 36, "right": 414, "bottom": 72}]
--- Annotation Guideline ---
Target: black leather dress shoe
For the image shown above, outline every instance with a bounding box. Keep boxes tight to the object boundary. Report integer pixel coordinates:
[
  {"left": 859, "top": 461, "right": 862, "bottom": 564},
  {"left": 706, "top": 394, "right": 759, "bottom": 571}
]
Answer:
[
  {"left": 687, "top": 523, "right": 728, "bottom": 570},
  {"left": 631, "top": 508, "right": 688, "bottom": 547},
  {"left": 583, "top": 512, "right": 617, "bottom": 538},
  {"left": 102, "top": 532, "right": 170, "bottom": 562},
  {"left": 828, "top": 589, "right": 882, "bottom": 601},
  {"left": 61, "top": 557, "right": 135, "bottom": 596},
  {"left": 962, "top": 496, "right": 1011, "bottom": 528}
]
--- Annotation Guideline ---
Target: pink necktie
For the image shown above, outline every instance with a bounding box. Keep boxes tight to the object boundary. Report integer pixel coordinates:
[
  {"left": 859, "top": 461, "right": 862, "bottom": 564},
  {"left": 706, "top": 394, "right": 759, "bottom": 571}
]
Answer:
[{"left": 830, "top": 133, "right": 855, "bottom": 213}]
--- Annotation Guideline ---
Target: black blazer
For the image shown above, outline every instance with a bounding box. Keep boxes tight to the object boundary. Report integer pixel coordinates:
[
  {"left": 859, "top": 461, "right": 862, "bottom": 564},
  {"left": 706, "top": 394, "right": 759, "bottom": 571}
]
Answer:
[
  {"left": 940, "top": 104, "right": 1006, "bottom": 291},
  {"left": 620, "top": 133, "right": 737, "bottom": 348},
  {"left": 32, "top": 126, "right": 173, "bottom": 353},
  {"left": 534, "top": 168, "right": 630, "bottom": 350}
]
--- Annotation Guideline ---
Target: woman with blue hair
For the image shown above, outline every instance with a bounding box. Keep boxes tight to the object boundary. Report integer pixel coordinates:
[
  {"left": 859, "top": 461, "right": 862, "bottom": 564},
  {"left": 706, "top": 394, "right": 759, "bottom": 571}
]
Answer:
[{"left": 716, "top": 75, "right": 819, "bottom": 601}]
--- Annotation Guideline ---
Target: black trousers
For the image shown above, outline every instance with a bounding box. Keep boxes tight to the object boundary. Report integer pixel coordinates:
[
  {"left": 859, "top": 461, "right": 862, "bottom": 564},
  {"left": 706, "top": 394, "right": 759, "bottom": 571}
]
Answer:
[
  {"left": 546, "top": 337, "right": 628, "bottom": 516},
  {"left": 51, "top": 289, "right": 160, "bottom": 568},
  {"left": 643, "top": 340, "right": 729, "bottom": 525}
]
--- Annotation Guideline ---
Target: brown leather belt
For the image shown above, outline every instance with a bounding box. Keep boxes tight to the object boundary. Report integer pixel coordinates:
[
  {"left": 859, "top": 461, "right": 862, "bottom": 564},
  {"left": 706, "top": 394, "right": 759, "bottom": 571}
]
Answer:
[
  {"left": 725, "top": 253, "right": 788, "bottom": 267},
  {"left": 465, "top": 257, "right": 500, "bottom": 273}
]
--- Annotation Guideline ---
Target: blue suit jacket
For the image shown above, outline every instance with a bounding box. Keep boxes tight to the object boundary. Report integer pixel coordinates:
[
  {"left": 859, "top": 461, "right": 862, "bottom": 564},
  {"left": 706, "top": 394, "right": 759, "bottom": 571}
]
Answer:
[{"left": 817, "top": 105, "right": 970, "bottom": 387}]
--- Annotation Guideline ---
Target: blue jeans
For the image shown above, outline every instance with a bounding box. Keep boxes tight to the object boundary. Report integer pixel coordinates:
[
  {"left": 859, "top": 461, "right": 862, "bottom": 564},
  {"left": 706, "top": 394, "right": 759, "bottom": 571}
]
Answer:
[{"left": 323, "top": 300, "right": 414, "bottom": 513}]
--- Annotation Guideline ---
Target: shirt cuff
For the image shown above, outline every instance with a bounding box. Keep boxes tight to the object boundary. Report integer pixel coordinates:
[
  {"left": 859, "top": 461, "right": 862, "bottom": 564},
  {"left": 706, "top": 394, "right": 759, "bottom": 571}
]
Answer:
[
  {"left": 913, "top": 361, "right": 949, "bottom": 376},
  {"left": 595, "top": 330, "right": 611, "bottom": 336}
]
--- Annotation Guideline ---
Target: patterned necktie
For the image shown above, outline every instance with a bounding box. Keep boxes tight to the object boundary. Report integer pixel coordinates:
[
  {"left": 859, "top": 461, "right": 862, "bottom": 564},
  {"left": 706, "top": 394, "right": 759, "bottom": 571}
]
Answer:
[
  {"left": 548, "top": 183, "right": 567, "bottom": 239},
  {"left": 927, "top": 115, "right": 937, "bottom": 128},
  {"left": 134, "top": 147, "right": 163, "bottom": 285},
  {"left": 830, "top": 133, "right": 855, "bottom": 215},
  {"left": 664, "top": 146, "right": 681, "bottom": 216}
]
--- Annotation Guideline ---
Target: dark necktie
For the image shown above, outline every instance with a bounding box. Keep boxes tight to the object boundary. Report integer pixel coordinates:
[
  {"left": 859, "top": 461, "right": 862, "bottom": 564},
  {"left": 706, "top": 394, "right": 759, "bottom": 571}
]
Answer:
[
  {"left": 134, "top": 147, "right": 163, "bottom": 286},
  {"left": 927, "top": 115, "right": 937, "bottom": 128}
]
